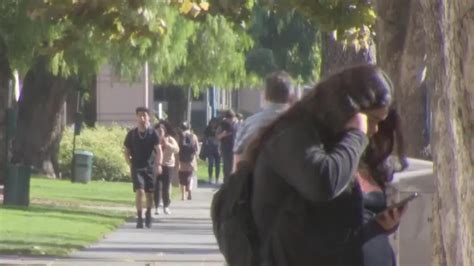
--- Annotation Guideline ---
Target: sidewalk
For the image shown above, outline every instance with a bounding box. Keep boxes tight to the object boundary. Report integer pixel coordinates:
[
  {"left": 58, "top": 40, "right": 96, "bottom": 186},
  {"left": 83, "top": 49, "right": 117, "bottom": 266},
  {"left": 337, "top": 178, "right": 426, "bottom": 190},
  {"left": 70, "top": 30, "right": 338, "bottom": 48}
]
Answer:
[{"left": 0, "top": 184, "right": 225, "bottom": 266}]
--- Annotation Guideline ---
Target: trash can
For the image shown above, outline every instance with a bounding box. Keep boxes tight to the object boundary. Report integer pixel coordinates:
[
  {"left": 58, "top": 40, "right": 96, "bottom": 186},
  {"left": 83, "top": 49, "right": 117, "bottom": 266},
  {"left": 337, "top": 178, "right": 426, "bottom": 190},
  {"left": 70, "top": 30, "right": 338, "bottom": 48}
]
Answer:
[
  {"left": 73, "top": 150, "right": 93, "bottom": 183},
  {"left": 4, "top": 164, "right": 31, "bottom": 206}
]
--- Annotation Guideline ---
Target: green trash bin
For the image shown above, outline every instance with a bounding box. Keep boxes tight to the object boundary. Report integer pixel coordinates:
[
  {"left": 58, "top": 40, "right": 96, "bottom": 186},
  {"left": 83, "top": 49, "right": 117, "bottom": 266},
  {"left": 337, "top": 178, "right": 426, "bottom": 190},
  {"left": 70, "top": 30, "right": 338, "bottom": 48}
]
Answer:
[
  {"left": 4, "top": 164, "right": 31, "bottom": 206},
  {"left": 73, "top": 150, "right": 93, "bottom": 183}
]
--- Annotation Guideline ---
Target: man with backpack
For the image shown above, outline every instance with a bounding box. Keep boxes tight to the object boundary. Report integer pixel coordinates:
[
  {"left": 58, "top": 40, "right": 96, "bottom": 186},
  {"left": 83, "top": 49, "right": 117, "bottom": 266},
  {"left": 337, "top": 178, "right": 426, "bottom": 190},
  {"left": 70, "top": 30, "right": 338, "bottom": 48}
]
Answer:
[
  {"left": 124, "top": 107, "right": 163, "bottom": 229},
  {"left": 177, "top": 122, "right": 199, "bottom": 200}
]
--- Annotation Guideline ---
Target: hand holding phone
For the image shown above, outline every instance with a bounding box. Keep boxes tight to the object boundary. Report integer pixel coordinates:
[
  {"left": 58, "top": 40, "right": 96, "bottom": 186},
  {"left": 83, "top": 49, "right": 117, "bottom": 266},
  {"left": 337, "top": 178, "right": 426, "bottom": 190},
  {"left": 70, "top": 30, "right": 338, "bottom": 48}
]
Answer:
[{"left": 375, "top": 192, "right": 419, "bottom": 231}]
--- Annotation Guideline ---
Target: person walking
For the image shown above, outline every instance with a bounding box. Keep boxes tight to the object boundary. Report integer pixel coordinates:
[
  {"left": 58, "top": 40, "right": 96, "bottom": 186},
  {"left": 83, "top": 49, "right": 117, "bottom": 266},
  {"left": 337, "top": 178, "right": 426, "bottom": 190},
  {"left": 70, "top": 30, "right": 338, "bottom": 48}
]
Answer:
[
  {"left": 201, "top": 118, "right": 221, "bottom": 184},
  {"left": 177, "top": 122, "right": 199, "bottom": 200},
  {"left": 217, "top": 110, "right": 238, "bottom": 182},
  {"left": 233, "top": 71, "right": 293, "bottom": 169},
  {"left": 124, "top": 107, "right": 162, "bottom": 228},
  {"left": 244, "top": 65, "right": 409, "bottom": 265},
  {"left": 154, "top": 120, "right": 179, "bottom": 215}
]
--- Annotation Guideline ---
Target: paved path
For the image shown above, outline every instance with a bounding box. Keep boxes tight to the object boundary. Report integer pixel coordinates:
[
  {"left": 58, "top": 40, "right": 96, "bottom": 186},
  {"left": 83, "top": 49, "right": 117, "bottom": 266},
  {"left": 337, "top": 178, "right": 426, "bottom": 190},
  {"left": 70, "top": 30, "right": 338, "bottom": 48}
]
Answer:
[{"left": 0, "top": 184, "right": 225, "bottom": 266}]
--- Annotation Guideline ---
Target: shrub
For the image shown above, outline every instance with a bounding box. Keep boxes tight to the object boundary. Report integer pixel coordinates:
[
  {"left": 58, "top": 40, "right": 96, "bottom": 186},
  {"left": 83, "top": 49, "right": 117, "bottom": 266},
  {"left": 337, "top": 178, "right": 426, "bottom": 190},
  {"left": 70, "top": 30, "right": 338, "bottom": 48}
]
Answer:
[{"left": 59, "top": 124, "right": 131, "bottom": 181}]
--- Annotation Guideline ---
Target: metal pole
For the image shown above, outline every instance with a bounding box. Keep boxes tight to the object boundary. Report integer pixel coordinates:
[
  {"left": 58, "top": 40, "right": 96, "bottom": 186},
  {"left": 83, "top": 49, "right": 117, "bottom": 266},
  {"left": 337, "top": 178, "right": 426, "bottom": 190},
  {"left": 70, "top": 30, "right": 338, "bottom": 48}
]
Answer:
[
  {"left": 187, "top": 86, "right": 192, "bottom": 125},
  {"left": 70, "top": 132, "right": 76, "bottom": 182},
  {"left": 70, "top": 90, "right": 81, "bottom": 182},
  {"left": 4, "top": 85, "right": 12, "bottom": 183}
]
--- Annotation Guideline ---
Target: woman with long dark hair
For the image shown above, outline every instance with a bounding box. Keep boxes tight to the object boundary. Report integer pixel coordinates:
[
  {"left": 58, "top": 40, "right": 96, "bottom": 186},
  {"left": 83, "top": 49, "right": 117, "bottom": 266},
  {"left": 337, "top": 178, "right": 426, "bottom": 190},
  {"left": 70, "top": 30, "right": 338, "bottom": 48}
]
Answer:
[
  {"left": 244, "top": 64, "right": 408, "bottom": 265},
  {"left": 153, "top": 120, "right": 179, "bottom": 215},
  {"left": 358, "top": 107, "right": 409, "bottom": 266}
]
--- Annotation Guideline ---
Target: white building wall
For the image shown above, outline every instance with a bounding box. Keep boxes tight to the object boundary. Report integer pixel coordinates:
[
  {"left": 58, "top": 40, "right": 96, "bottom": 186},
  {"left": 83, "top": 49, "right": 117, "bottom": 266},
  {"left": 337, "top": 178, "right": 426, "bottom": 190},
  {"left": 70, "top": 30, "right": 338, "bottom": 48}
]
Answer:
[
  {"left": 236, "top": 88, "right": 264, "bottom": 115},
  {"left": 96, "top": 64, "right": 153, "bottom": 127}
]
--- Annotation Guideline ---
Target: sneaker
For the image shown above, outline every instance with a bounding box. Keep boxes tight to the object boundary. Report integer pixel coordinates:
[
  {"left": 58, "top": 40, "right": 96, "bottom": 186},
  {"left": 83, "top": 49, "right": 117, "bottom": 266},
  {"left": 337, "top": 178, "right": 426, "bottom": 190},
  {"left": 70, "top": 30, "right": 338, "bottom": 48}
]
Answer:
[
  {"left": 136, "top": 217, "right": 144, "bottom": 229},
  {"left": 164, "top": 207, "right": 171, "bottom": 215},
  {"left": 155, "top": 208, "right": 162, "bottom": 215},
  {"left": 145, "top": 211, "right": 152, "bottom": 228}
]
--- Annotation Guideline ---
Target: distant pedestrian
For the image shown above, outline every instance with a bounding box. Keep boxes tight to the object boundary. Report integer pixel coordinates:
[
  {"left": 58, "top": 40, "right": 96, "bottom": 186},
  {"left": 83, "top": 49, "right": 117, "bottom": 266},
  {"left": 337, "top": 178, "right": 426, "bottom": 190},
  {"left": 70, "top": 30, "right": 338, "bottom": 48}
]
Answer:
[
  {"left": 201, "top": 118, "right": 221, "bottom": 184},
  {"left": 217, "top": 110, "right": 238, "bottom": 182},
  {"left": 154, "top": 120, "right": 179, "bottom": 215},
  {"left": 233, "top": 71, "right": 293, "bottom": 169},
  {"left": 177, "top": 122, "right": 199, "bottom": 200},
  {"left": 236, "top": 113, "right": 244, "bottom": 125},
  {"left": 124, "top": 107, "right": 163, "bottom": 228}
]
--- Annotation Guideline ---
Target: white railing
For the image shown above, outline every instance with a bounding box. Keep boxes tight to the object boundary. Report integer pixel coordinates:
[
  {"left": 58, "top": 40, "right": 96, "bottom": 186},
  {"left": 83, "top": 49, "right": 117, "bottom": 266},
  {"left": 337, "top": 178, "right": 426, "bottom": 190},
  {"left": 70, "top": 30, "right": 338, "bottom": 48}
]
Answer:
[{"left": 387, "top": 158, "right": 434, "bottom": 266}]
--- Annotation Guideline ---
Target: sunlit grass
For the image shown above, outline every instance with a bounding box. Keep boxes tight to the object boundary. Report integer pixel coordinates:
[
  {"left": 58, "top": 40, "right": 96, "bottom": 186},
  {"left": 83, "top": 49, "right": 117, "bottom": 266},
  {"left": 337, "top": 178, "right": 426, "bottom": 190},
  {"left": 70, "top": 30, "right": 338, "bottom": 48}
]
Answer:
[{"left": 0, "top": 177, "right": 134, "bottom": 256}]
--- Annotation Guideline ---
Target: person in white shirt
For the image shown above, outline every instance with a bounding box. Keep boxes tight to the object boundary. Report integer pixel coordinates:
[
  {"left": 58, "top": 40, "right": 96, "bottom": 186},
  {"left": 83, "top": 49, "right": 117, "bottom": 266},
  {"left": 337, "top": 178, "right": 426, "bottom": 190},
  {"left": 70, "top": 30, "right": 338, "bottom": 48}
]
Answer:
[
  {"left": 154, "top": 120, "right": 179, "bottom": 215},
  {"left": 233, "top": 71, "right": 293, "bottom": 169}
]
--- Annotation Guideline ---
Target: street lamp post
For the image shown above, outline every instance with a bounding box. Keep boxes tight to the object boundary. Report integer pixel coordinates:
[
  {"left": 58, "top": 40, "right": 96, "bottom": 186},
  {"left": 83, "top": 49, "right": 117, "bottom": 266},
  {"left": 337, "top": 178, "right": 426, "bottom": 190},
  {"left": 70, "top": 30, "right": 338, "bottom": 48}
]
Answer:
[{"left": 70, "top": 89, "right": 82, "bottom": 182}]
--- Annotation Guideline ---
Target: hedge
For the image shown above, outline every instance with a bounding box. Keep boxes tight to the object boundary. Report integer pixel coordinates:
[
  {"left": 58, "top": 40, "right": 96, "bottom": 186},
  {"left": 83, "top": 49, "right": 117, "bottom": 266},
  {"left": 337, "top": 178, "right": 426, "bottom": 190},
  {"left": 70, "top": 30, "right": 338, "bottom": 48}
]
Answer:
[{"left": 59, "top": 125, "right": 131, "bottom": 181}]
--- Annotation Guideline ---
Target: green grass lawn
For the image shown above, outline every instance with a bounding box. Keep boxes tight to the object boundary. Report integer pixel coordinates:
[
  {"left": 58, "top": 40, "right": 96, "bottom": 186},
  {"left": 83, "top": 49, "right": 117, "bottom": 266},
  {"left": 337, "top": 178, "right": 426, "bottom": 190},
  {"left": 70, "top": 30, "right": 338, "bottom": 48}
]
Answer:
[
  {"left": 0, "top": 177, "right": 134, "bottom": 256},
  {"left": 196, "top": 159, "right": 209, "bottom": 182},
  {"left": 196, "top": 159, "right": 225, "bottom": 183}
]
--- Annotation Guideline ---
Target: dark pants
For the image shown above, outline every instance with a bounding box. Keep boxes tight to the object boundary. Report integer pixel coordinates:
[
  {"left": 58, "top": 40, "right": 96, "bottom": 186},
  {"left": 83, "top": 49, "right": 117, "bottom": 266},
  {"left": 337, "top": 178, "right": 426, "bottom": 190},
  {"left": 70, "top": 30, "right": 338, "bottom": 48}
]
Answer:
[
  {"left": 222, "top": 152, "right": 233, "bottom": 183},
  {"left": 154, "top": 166, "right": 171, "bottom": 208},
  {"left": 208, "top": 154, "right": 221, "bottom": 183}
]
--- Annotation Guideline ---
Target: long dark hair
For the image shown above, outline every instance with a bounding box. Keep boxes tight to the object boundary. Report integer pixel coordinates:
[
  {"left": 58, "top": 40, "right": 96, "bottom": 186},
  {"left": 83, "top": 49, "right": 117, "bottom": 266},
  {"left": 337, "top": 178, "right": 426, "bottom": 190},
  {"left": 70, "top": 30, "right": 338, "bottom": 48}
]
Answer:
[
  {"left": 242, "top": 64, "right": 394, "bottom": 168},
  {"left": 362, "top": 107, "right": 408, "bottom": 187},
  {"left": 155, "top": 120, "right": 177, "bottom": 139}
]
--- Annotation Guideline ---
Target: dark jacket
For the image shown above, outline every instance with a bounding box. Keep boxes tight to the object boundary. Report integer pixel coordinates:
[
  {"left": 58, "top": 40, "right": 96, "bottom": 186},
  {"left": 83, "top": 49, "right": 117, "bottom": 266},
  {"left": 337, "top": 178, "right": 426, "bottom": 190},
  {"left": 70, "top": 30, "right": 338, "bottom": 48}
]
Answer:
[{"left": 251, "top": 118, "right": 385, "bottom": 266}]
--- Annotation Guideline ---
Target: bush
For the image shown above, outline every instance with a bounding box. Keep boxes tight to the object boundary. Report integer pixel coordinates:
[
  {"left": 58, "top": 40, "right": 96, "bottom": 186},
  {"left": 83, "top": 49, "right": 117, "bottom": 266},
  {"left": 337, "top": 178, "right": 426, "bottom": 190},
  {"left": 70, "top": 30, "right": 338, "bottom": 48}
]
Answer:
[{"left": 59, "top": 125, "right": 131, "bottom": 181}]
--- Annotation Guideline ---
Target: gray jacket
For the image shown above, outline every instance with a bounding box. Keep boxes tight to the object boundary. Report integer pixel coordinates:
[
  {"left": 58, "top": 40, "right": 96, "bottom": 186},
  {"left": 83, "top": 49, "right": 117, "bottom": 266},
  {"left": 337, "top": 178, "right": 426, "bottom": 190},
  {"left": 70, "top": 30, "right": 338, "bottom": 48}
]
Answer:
[{"left": 251, "top": 118, "right": 384, "bottom": 266}]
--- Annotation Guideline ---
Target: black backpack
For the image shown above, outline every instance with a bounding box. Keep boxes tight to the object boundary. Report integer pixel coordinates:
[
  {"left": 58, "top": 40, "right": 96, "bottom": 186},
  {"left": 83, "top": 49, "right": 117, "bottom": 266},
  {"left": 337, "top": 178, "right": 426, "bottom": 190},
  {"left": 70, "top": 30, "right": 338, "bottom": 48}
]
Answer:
[
  {"left": 179, "top": 133, "right": 197, "bottom": 163},
  {"left": 210, "top": 161, "right": 260, "bottom": 266}
]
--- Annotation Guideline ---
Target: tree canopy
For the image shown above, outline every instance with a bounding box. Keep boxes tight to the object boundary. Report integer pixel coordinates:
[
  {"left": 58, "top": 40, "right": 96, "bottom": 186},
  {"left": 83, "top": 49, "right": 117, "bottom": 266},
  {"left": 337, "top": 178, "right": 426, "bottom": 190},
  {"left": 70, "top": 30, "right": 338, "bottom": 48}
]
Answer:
[
  {"left": 0, "top": 0, "right": 375, "bottom": 89},
  {"left": 0, "top": 0, "right": 168, "bottom": 88},
  {"left": 246, "top": 7, "right": 320, "bottom": 83}
]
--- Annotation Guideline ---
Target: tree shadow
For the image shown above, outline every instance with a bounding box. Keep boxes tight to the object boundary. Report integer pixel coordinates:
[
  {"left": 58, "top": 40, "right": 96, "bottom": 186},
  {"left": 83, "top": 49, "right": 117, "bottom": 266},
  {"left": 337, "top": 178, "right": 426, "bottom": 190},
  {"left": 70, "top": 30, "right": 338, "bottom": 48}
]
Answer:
[
  {"left": 1, "top": 240, "right": 84, "bottom": 250},
  {"left": 63, "top": 196, "right": 133, "bottom": 206},
  {"left": 83, "top": 246, "right": 221, "bottom": 255},
  {"left": 1, "top": 205, "right": 129, "bottom": 220}
]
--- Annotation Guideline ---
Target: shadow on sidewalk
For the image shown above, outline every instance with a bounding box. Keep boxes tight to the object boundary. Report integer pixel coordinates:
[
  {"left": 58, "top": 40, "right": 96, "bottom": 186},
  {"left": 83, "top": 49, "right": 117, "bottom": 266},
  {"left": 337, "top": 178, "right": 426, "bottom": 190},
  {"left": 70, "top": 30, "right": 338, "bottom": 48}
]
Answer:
[{"left": 83, "top": 246, "right": 221, "bottom": 255}]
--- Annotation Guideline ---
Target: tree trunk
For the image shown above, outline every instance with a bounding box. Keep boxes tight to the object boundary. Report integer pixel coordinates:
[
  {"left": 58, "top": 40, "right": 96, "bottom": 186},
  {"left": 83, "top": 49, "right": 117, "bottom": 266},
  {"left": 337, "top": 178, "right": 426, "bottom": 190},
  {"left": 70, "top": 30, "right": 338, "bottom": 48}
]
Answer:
[
  {"left": 375, "top": 0, "right": 429, "bottom": 159},
  {"left": 320, "top": 32, "right": 376, "bottom": 78},
  {"left": 0, "top": 38, "right": 12, "bottom": 184},
  {"left": 420, "top": 0, "right": 474, "bottom": 265},
  {"left": 11, "top": 58, "right": 72, "bottom": 178}
]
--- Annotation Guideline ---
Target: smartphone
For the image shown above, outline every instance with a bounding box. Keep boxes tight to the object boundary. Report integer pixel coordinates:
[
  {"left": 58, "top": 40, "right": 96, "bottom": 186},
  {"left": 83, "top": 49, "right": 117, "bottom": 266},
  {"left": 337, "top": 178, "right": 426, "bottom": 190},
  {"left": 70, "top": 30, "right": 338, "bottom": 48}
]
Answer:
[{"left": 375, "top": 192, "right": 420, "bottom": 218}]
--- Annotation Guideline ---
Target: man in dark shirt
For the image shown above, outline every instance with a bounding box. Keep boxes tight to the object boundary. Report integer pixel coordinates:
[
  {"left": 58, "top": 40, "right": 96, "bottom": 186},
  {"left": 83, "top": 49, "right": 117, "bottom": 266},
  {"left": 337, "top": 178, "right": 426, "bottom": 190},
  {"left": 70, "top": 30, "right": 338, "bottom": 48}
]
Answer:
[
  {"left": 217, "top": 110, "right": 239, "bottom": 182},
  {"left": 124, "top": 107, "right": 163, "bottom": 228}
]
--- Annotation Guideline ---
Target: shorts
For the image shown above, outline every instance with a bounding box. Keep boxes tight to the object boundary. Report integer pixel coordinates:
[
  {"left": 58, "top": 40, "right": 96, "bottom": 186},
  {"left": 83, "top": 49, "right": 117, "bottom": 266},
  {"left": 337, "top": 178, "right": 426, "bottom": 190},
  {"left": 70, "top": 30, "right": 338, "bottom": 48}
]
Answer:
[
  {"left": 178, "top": 171, "right": 193, "bottom": 187},
  {"left": 132, "top": 167, "right": 155, "bottom": 193}
]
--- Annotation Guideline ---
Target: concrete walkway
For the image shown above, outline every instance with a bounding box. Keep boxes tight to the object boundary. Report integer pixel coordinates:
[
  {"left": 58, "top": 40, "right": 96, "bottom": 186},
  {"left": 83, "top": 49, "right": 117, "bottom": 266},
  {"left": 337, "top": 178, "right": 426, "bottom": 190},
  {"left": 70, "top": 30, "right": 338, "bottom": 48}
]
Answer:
[{"left": 0, "top": 184, "right": 225, "bottom": 266}]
